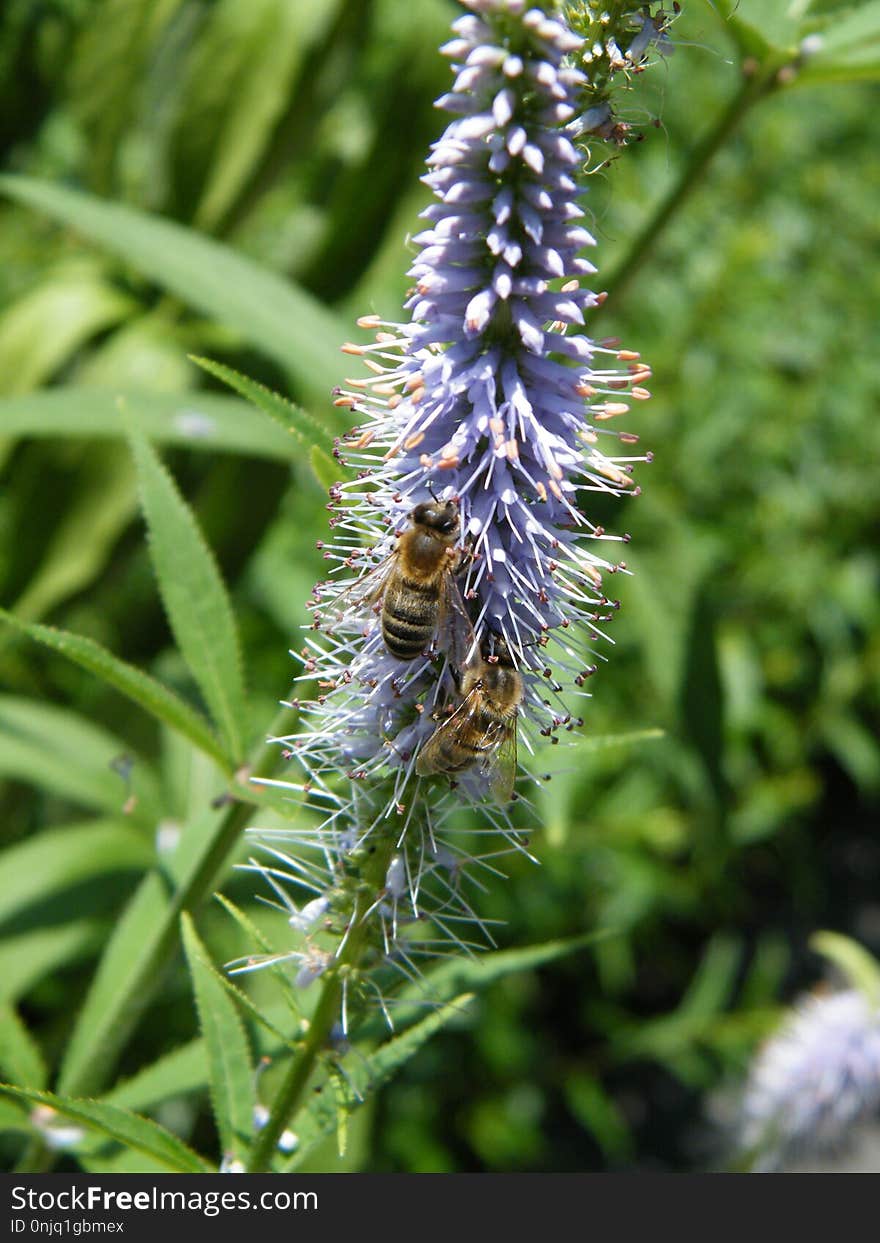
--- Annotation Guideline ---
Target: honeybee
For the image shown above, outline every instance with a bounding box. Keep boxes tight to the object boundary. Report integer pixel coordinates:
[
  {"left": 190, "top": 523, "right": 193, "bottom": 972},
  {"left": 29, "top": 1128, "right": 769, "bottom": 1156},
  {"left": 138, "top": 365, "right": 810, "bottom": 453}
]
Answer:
[
  {"left": 332, "top": 498, "right": 472, "bottom": 663},
  {"left": 416, "top": 634, "right": 522, "bottom": 803}
]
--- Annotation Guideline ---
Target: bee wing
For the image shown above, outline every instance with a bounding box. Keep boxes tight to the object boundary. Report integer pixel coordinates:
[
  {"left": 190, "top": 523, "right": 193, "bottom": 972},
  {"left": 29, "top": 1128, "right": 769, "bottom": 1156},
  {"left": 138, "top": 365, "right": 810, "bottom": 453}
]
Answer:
[
  {"left": 415, "top": 687, "right": 483, "bottom": 777},
  {"left": 320, "top": 551, "right": 396, "bottom": 623},
  {"left": 479, "top": 716, "right": 518, "bottom": 804},
  {"left": 437, "top": 569, "right": 476, "bottom": 673}
]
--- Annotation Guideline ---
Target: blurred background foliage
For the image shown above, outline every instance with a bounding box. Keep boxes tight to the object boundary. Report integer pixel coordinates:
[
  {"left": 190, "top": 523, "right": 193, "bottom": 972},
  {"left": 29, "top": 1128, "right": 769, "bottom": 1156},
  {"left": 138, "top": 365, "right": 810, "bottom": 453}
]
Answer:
[{"left": 0, "top": 0, "right": 878, "bottom": 1172}]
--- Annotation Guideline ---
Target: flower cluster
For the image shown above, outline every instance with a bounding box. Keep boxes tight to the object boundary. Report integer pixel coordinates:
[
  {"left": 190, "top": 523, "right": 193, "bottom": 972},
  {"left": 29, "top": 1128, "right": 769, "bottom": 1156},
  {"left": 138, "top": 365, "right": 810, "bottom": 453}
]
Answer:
[
  {"left": 739, "top": 988, "right": 880, "bottom": 1170},
  {"left": 239, "top": 0, "right": 648, "bottom": 1019}
]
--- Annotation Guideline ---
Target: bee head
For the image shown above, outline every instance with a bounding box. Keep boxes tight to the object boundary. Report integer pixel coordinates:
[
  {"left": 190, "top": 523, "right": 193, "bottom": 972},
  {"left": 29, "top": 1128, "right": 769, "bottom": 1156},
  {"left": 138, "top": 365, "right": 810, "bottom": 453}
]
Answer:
[{"left": 410, "top": 498, "right": 460, "bottom": 537}]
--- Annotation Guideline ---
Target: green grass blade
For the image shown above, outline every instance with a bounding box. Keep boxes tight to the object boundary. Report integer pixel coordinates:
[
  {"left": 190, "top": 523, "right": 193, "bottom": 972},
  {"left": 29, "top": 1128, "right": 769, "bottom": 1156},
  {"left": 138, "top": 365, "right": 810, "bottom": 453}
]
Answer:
[
  {"left": 57, "top": 874, "right": 171, "bottom": 1096},
  {"left": 0, "top": 1085, "right": 212, "bottom": 1173},
  {"left": 130, "top": 431, "right": 247, "bottom": 761},
  {"left": 0, "top": 174, "right": 345, "bottom": 400},
  {"left": 102, "top": 1041, "right": 206, "bottom": 1113},
  {"left": 0, "top": 1006, "right": 47, "bottom": 1090},
  {"left": 8, "top": 445, "right": 135, "bottom": 626},
  {"left": 0, "top": 609, "right": 230, "bottom": 771},
  {"left": 190, "top": 356, "right": 335, "bottom": 450},
  {"left": 0, "top": 695, "right": 161, "bottom": 827},
  {"left": 0, "top": 820, "right": 150, "bottom": 928},
  {"left": 0, "top": 388, "right": 297, "bottom": 459},
  {"left": 0, "top": 922, "right": 106, "bottom": 1006},
  {"left": 181, "top": 913, "right": 255, "bottom": 1162}
]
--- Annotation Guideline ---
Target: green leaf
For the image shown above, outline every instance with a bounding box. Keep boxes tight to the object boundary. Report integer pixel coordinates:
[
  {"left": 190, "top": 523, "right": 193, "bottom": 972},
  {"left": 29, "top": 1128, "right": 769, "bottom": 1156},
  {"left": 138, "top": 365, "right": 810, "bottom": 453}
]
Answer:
[
  {"left": 811, "top": 930, "right": 880, "bottom": 1005},
  {"left": 0, "top": 819, "right": 150, "bottom": 928},
  {"left": 0, "top": 1085, "right": 212, "bottom": 1173},
  {"left": 309, "top": 444, "right": 342, "bottom": 492},
  {"left": 191, "top": 0, "right": 338, "bottom": 232},
  {"left": 190, "top": 356, "right": 333, "bottom": 450},
  {"left": 8, "top": 444, "right": 136, "bottom": 625},
  {"left": 798, "top": 2, "right": 880, "bottom": 84},
  {"left": 0, "top": 261, "right": 134, "bottom": 395},
  {"left": 0, "top": 1006, "right": 47, "bottom": 1090},
  {"left": 286, "top": 994, "right": 474, "bottom": 1170},
  {"left": 0, "top": 174, "right": 345, "bottom": 401},
  {"left": 679, "top": 581, "right": 727, "bottom": 807},
  {"left": 678, "top": 934, "right": 742, "bottom": 1020},
  {"left": 389, "top": 931, "right": 612, "bottom": 1030},
  {"left": 58, "top": 873, "right": 172, "bottom": 1096},
  {"left": 0, "top": 388, "right": 297, "bottom": 459},
  {"left": 181, "top": 914, "right": 255, "bottom": 1160},
  {"left": 565, "top": 1073, "right": 633, "bottom": 1163},
  {"left": 0, "top": 695, "right": 161, "bottom": 826},
  {"left": 707, "top": 0, "right": 792, "bottom": 59},
  {"left": 0, "top": 609, "right": 230, "bottom": 771},
  {"left": 130, "top": 431, "right": 247, "bottom": 760},
  {"left": 102, "top": 1040, "right": 206, "bottom": 1113},
  {"left": 0, "top": 921, "right": 106, "bottom": 1005}
]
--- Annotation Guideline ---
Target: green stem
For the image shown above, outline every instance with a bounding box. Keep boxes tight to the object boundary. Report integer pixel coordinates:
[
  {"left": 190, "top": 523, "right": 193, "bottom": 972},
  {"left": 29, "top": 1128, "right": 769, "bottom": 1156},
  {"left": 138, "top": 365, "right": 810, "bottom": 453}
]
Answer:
[
  {"left": 247, "top": 828, "right": 397, "bottom": 1172},
  {"left": 597, "top": 71, "right": 776, "bottom": 315},
  {"left": 20, "top": 707, "right": 286, "bottom": 1094}
]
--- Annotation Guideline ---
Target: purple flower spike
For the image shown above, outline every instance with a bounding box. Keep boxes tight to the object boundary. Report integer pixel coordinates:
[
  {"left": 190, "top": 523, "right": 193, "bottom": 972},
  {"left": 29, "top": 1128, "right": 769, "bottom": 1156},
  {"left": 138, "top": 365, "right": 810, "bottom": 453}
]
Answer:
[
  {"left": 310, "top": 0, "right": 649, "bottom": 789},
  {"left": 244, "top": 1, "right": 649, "bottom": 992},
  {"left": 739, "top": 989, "right": 880, "bottom": 1170}
]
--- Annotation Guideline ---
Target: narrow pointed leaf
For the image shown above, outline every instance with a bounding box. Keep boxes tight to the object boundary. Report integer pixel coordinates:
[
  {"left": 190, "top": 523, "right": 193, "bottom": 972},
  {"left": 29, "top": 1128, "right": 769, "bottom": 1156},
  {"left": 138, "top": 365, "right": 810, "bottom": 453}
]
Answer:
[
  {"left": 0, "top": 609, "right": 229, "bottom": 770},
  {"left": 130, "top": 431, "right": 246, "bottom": 760},
  {"left": 181, "top": 914, "right": 255, "bottom": 1161},
  {"left": 0, "top": 695, "right": 161, "bottom": 827},
  {"left": 0, "top": 922, "right": 107, "bottom": 1006},
  {"left": 0, "top": 388, "right": 297, "bottom": 459},
  {"left": 811, "top": 931, "right": 880, "bottom": 1005},
  {"left": 286, "top": 994, "right": 474, "bottom": 1170},
  {"left": 0, "top": 1006, "right": 47, "bottom": 1090},
  {"left": 384, "top": 930, "right": 613, "bottom": 1033},
  {"left": 190, "top": 356, "right": 334, "bottom": 449},
  {"left": 102, "top": 1040, "right": 206, "bottom": 1113},
  {"left": 0, "top": 819, "right": 150, "bottom": 928},
  {"left": 310, "top": 444, "right": 342, "bottom": 491},
  {"left": 0, "top": 174, "right": 344, "bottom": 399},
  {"left": 58, "top": 874, "right": 172, "bottom": 1096},
  {"left": 0, "top": 1085, "right": 212, "bottom": 1173}
]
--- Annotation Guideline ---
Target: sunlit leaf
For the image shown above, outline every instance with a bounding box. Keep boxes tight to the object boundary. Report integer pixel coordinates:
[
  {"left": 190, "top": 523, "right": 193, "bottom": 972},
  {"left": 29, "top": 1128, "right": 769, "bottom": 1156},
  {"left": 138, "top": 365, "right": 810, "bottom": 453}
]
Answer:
[
  {"left": 0, "top": 1006, "right": 47, "bottom": 1090},
  {"left": 190, "top": 356, "right": 334, "bottom": 450},
  {"left": 0, "top": 261, "right": 134, "bottom": 395},
  {"left": 0, "top": 819, "right": 150, "bottom": 928},
  {"left": 181, "top": 914, "right": 255, "bottom": 1161},
  {"left": 130, "top": 431, "right": 247, "bottom": 760},
  {"left": 0, "top": 609, "right": 230, "bottom": 771},
  {"left": 0, "top": 175, "right": 345, "bottom": 401},
  {"left": 0, "top": 695, "right": 161, "bottom": 827},
  {"left": 0, "top": 388, "right": 297, "bottom": 459},
  {"left": 58, "top": 874, "right": 171, "bottom": 1096},
  {"left": 0, "top": 1085, "right": 212, "bottom": 1172},
  {"left": 0, "top": 921, "right": 106, "bottom": 1006}
]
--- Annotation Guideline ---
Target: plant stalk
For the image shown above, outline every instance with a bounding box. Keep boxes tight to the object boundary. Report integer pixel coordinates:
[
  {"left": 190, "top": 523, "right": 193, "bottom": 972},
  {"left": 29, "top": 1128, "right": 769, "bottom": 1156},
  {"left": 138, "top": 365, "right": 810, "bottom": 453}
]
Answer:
[
  {"left": 597, "top": 71, "right": 776, "bottom": 315},
  {"left": 247, "top": 826, "right": 398, "bottom": 1172}
]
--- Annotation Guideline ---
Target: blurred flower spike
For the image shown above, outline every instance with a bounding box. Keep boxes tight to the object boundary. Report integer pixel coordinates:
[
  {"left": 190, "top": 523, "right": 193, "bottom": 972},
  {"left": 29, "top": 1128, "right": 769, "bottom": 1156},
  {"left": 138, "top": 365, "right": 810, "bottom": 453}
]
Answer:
[
  {"left": 739, "top": 987, "right": 880, "bottom": 1170},
  {"left": 237, "top": 0, "right": 649, "bottom": 1017}
]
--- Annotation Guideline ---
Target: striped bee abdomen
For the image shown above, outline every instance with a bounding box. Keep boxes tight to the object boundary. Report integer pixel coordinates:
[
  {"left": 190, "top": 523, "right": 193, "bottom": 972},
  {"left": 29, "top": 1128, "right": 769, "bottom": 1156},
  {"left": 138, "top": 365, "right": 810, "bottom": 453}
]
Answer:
[{"left": 381, "top": 575, "right": 439, "bottom": 660}]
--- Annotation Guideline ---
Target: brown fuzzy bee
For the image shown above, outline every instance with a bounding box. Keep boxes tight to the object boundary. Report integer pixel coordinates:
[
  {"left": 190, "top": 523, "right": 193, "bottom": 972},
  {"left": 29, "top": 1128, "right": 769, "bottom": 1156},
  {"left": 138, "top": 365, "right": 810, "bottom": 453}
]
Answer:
[{"left": 417, "top": 635, "right": 522, "bottom": 803}]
